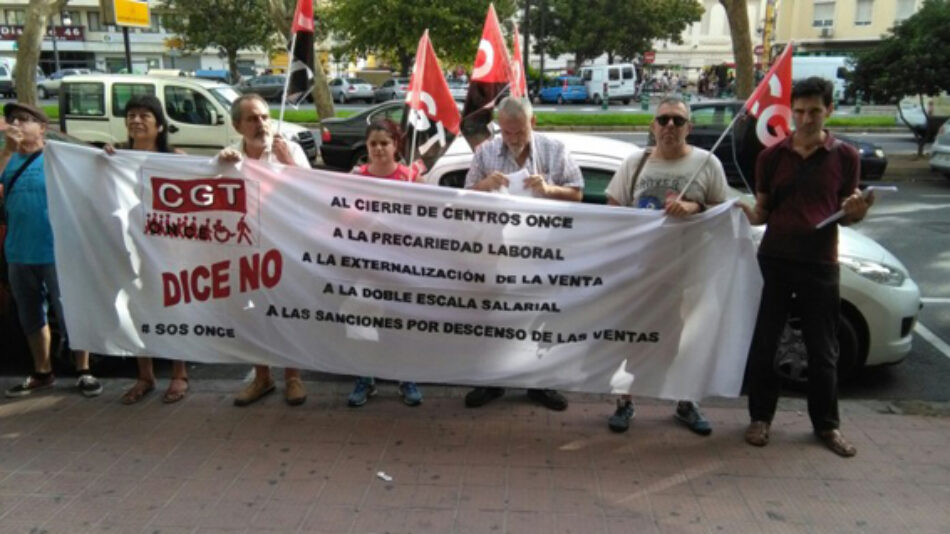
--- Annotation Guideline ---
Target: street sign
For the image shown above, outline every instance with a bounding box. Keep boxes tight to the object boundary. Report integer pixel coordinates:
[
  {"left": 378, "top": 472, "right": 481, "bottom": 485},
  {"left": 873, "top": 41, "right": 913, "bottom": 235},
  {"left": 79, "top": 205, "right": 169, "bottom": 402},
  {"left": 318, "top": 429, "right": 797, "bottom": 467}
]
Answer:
[
  {"left": 644, "top": 51, "right": 656, "bottom": 64},
  {"left": 754, "top": 44, "right": 765, "bottom": 56},
  {"left": 100, "top": 0, "right": 150, "bottom": 28}
]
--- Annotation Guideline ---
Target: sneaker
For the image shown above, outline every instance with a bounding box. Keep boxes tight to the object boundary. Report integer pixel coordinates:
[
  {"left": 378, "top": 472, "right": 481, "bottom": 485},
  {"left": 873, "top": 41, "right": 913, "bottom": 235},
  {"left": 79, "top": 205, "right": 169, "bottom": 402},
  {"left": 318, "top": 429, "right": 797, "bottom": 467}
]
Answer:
[
  {"left": 464, "top": 387, "right": 505, "bottom": 408},
  {"left": 674, "top": 400, "right": 712, "bottom": 436},
  {"left": 76, "top": 374, "right": 103, "bottom": 398},
  {"left": 399, "top": 382, "right": 423, "bottom": 406},
  {"left": 233, "top": 379, "right": 276, "bottom": 407},
  {"left": 526, "top": 388, "right": 568, "bottom": 411},
  {"left": 608, "top": 399, "right": 635, "bottom": 433},
  {"left": 284, "top": 377, "right": 307, "bottom": 406},
  {"left": 347, "top": 377, "right": 377, "bottom": 407},
  {"left": 5, "top": 374, "right": 55, "bottom": 398}
]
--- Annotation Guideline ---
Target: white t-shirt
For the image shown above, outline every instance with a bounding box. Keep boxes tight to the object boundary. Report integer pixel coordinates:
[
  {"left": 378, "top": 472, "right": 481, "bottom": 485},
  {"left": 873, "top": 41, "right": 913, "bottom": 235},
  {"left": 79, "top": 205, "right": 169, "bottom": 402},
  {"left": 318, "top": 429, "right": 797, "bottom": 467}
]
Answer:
[
  {"left": 605, "top": 147, "right": 728, "bottom": 209},
  {"left": 232, "top": 138, "right": 311, "bottom": 168}
]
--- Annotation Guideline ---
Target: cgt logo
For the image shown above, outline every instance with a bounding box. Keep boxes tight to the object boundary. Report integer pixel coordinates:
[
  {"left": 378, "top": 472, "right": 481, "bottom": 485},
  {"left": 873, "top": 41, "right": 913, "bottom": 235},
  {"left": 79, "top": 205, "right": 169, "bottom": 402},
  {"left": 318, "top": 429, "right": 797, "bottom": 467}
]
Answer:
[{"left": 152, "top": 177, "right": 247, "bottom": 214}]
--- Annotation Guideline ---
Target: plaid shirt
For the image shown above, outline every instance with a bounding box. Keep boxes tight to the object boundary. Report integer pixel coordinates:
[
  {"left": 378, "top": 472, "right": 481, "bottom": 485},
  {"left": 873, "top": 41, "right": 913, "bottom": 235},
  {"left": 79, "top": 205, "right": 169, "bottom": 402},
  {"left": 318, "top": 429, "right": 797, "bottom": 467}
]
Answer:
[{"left": 464, "top": 133, "right": 584, "bottom": 190}]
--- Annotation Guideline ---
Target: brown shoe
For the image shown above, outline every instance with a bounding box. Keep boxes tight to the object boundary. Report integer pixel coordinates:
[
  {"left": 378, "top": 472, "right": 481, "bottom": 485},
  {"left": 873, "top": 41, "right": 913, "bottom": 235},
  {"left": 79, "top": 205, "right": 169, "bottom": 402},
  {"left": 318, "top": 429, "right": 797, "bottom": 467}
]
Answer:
[
  {"left": 744, "top": 421, "right": 770, "bottom": 447},
  {"left": 285, "top": 377, "right": 307, "bottom": 406},
  {"left": 233, "top": 379, "right": 275, "bottom": 407},
  {"left": 818, "top": 429, "right": 857, "bottom": 457}
]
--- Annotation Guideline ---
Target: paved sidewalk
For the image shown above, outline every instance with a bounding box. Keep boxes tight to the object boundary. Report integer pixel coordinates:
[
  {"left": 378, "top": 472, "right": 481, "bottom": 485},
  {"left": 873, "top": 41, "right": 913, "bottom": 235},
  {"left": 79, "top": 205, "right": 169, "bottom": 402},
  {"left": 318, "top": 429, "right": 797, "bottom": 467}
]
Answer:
[{"left": 0, "top": 379, "right": 948, "bottom": 534}]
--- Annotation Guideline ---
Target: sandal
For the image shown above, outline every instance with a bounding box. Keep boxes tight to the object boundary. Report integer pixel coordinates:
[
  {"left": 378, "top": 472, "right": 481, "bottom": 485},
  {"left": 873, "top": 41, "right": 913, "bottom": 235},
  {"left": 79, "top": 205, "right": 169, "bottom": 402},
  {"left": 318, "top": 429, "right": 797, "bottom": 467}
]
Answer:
[
  {"left": 817, "top": 429, "right": 857, "bottom": 458},
  {"left": 744, "top": 421, "right": 770, "bottom": 447},
  {"left": 121, "top": 380, "right": 155, "bottom": 405},
  {"left": 162, "top": 377, "right": 189, "bottom": 404}
]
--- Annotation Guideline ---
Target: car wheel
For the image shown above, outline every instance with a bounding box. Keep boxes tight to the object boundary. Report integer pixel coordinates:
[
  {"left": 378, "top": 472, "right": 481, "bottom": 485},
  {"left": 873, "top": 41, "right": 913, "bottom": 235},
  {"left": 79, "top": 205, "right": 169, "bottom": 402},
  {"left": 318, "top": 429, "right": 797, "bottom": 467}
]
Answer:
[
  {"left": 556, "top": 95, "right": 564, "bottom": 105},
  {"left": 773, "top": 312, "right": 861, "bottom": 390},
  {"left": 622, "top": 98, "right": 630, "bottom": 105},
  {"left": 593, "top": 94, "right": 602, "bottom": 105},
  {"left": 38, "top": 87, "right": 48, "bottom": 99}
]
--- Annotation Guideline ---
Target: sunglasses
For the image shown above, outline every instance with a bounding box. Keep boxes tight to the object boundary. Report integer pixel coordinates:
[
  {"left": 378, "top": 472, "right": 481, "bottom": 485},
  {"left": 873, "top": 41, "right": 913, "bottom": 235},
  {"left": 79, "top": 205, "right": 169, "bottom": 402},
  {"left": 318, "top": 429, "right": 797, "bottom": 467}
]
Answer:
[
  {"left": 7, "top": 113, "right": 37, "bottom": 124},
  {"left": 655, "top": 115, "right": 688, "bottom": 127}
]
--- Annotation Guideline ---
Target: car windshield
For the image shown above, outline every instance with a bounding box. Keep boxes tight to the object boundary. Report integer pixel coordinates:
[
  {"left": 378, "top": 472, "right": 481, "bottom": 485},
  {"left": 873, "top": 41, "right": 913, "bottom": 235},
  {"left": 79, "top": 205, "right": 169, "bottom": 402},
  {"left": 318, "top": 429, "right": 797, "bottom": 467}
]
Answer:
[{"left": 210, "top": 86, "right": 242, "bottom": 108}]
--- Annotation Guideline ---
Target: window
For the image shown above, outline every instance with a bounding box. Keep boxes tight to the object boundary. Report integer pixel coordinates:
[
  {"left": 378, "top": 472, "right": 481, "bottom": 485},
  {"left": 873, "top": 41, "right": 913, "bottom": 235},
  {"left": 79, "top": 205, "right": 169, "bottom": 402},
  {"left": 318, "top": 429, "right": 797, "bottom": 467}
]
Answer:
[
  {"left": 59, "top": 10, "right": 79, "bottom": 26},
  {"left": 855, "top": 0, "right": 873, "bottom": 25},
  {"left": 608, "top": 68, "right": 620, "bottom": 81},
  {"left": 64, "top": 83, "right": 105, "bottom": 117},
  {"left": 369, "top": 105, "right": 404, "bottom": 125},
  {"left": 165, "top": 86, "right": 218, "bottom": 125},
  {"left": 580, "top": 167, "right": 615, "bottom": 204},
  {"left": 112, "top": 83, "right": 155, "bottom": 116},
  {"left": 581, "top": 69, "right": 592, "bottom": 82},
  {"left": 812, "top": 1, "right": 835, "bottom": 27},
  {"left": 896, "top": 0, "right": 916, "bottom": 21},
  {"left": 87, "top": 11, "right": 105, "bottom": 31},
  {"left": 622, "top": 67, "right": 634, "bottom": 80},
  {"left": 5, "top": 9, "right": 25, "bottom": 25}
]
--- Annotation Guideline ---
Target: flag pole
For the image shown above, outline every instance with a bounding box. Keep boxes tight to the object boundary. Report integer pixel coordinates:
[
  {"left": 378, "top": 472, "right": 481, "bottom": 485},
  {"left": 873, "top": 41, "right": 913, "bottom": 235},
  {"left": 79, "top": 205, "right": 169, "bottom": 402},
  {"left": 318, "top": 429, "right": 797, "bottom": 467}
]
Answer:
[
  {"left": 277, "top": 31, "right": 299, "bottom": 136},
  {"left": 674, "top": 109, "right": 746, "bottom": 202}
]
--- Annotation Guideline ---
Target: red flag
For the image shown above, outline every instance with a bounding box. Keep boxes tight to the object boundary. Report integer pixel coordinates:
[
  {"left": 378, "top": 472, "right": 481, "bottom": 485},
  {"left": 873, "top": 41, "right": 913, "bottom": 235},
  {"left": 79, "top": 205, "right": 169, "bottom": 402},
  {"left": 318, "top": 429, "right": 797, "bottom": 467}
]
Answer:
[
  {"left": 291, "top": 0, "right": 314, "bottom": 33},
  {"left": 744, "top": 43, "right": 794, "bottom": 147},
  {"left": 461, "top": 3, "right": 512, "bottom": 149},
  {"left": 401, "top": 30, "right": 461, "bottom": 174},
  {"left": 284, "top": 0, "right": 315, "bottom": 107},
  {"left": 510, "top": 26, "right": 527, "bottom": 99}
]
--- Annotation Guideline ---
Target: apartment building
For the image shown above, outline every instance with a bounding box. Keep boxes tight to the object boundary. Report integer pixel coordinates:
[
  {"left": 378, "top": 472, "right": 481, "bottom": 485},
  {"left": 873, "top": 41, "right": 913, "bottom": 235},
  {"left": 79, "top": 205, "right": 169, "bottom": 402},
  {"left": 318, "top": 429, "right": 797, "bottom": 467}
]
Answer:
[
  {"left": 773, "top": 0, "right": 921, "bottom": 55},
  {"left": 0, "top": 0, "right": 267, "bottom": 75}
]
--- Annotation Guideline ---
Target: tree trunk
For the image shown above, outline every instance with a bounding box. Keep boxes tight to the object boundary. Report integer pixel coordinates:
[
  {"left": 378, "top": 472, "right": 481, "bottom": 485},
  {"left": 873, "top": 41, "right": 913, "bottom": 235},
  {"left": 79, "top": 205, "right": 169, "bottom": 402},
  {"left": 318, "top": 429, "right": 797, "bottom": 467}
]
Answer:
[
  {"left": 15, "top": 0, "right": 67, "bottom": 105},
  {"left": 720, "top": 0, "right": 755, "bottom": 99},
  {"left": 227, "top": 48, "right": 240, "bottom": 85},
  {"left": 312, "top": 57, "right": 334, "bottom": 121}
]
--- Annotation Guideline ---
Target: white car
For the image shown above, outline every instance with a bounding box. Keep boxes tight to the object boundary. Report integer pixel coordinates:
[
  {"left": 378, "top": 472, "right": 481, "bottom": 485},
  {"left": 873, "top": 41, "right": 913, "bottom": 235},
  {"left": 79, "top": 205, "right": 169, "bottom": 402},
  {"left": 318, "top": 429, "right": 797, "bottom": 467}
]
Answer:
[
  {"left": 424, "top": 133, "right": 921, "bottom": 386},
  {"left": 929, "top": 122, "right": 950, "bottom": 179},
  {"left": 37, "top": 68, "right": 89, "bottom": 99}
]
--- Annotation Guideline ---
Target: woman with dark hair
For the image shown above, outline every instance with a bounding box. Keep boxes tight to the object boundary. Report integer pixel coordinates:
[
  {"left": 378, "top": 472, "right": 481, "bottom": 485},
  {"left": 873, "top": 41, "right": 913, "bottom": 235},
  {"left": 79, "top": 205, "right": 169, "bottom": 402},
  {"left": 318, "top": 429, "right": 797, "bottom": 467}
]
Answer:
[
  {"left": 105, "top": 95, "right": 190, "bottom": 404},
  {"left": 346, "top": 118, "right": 423, "bottom": 407},
  {"left": 350, "top": 118, "right": 416, "bottom": 181}
]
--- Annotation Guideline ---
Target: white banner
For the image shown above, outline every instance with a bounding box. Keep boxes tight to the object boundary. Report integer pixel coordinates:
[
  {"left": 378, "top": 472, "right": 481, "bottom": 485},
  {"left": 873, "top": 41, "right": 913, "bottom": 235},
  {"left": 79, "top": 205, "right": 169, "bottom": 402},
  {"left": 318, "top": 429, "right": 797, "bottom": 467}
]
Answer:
[{"left": 45, "top": 142, "right": 762, "bottom": 399}]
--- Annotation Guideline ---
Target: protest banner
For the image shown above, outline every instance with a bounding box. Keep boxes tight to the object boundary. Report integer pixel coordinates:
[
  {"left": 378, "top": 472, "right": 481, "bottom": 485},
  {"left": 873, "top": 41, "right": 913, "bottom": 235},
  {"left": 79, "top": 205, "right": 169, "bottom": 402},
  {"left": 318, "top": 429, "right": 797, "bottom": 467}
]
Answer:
[{"left": 45, "top": 142, "right": 761, "bottom": 400}]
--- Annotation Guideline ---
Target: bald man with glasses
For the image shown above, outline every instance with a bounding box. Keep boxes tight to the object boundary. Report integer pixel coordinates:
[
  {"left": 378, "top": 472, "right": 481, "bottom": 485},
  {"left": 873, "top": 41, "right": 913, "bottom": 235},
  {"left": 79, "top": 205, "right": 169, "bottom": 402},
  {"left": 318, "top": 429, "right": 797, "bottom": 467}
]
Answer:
[{"left": 603, "top": 95, "right": 729, "bottom": 435}]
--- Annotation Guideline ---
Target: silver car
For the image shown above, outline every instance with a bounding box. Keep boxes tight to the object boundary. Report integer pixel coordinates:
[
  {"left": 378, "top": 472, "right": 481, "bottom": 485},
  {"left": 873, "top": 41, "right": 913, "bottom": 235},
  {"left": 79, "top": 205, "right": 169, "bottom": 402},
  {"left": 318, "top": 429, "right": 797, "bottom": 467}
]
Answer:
[
  {"left": 929, "top": 121, "right": 950, "bottom": 179},
  {"left": 329, "top": 77, "right": 374, "bottom": 104},
  {"left": 424, "top": 133, "right": 921, "bottom": 387},
  {"left": 374, "top": 77, "right": 410, "bottom": 102}
]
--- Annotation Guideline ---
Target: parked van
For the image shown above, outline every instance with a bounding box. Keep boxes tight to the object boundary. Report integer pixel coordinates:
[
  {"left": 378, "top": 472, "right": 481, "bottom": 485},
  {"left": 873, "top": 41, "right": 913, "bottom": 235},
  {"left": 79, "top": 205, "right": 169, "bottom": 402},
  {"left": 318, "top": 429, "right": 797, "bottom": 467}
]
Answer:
[
  {"left": 791, "top": 56, "right": 850, "bottom": 104},
  {"left": 579, "top": 63, "right": 637, "bottom": 104},
  {"left": 59, "top": 74, "right": 318, "bottom": 163}
]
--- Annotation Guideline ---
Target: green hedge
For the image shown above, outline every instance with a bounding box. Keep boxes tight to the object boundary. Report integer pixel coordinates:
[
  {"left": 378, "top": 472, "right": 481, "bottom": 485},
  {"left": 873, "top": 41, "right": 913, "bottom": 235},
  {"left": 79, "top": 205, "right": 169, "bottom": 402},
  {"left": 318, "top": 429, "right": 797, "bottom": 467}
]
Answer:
[{"left": 42, "top": 104, "right": 896, "bottom": 129}]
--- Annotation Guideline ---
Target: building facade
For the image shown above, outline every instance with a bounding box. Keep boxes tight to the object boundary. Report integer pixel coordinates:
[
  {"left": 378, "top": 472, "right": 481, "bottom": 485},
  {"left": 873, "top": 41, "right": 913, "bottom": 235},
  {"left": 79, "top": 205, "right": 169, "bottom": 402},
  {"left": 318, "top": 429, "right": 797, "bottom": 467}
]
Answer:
[
  {"left": 773, "top": 0, "right": 920, "bottom": 55},
  {"left": 0, "top": 0, "right": 268, "bottom": 75}
]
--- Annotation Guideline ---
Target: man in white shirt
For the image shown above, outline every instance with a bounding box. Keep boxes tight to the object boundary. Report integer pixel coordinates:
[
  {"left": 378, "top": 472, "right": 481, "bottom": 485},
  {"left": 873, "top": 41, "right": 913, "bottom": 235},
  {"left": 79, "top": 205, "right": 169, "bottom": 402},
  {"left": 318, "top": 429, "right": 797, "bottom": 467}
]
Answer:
[{"left": 219, "top": 94, "right": 310, "bottom": 407}]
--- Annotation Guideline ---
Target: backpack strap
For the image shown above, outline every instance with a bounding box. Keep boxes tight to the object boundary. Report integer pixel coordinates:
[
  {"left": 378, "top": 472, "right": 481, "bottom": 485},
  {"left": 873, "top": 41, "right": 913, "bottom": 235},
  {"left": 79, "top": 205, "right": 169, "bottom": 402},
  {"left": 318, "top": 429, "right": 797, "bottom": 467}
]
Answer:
[
  {"left": 627, "top": 148, "right": 653, "bottom": 204},
  {"left": 3, "top": 151, "right": 42, "bottom": 198}
]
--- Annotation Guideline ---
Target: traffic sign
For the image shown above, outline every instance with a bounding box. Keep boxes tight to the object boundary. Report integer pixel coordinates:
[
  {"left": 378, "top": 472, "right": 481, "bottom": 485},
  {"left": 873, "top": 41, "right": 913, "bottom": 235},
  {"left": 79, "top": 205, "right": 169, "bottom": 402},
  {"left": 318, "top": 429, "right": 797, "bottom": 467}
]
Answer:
[
  {"left": 100, "top": 0, "right": 150, "bottom": 28},
  {"left": 644, "top": 51, "right": 656, "bottom": 64}
]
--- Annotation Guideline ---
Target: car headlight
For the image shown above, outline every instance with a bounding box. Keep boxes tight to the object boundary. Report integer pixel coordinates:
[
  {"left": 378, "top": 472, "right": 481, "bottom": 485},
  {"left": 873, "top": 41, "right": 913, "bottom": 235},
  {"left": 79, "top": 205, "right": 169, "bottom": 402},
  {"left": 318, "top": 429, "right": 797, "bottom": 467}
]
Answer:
[
  {"left": 874, "top": 148, "right": 885, "bottom": 159},
  {"left": 840, "top": 256, "right": 905, "bottom": 286}
]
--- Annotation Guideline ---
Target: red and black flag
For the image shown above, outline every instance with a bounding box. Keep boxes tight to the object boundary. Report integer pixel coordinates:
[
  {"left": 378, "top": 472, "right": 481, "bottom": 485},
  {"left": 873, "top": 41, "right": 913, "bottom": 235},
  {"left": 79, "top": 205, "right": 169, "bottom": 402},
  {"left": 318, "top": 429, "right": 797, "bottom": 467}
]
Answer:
[
  {"left": 285, "top": 0, "right": 315, "bottom": 106},
  {"left": 401, "top": 30, "right": 461, "bottom": 176},
  {"left": 461, "top": 3, "right": 511, "bottom": 150}
]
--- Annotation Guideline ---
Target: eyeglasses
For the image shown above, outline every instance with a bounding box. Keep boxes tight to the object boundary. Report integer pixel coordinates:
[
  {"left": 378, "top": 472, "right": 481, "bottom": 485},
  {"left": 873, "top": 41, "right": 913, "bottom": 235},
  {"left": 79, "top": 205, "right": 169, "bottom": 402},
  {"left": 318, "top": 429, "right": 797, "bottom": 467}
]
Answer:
[
  {"left": 7, "top": 113, "right": 37, "bottom": 124},
  {"left": 655, "top": 115, "right": 688, "bottom": 127}
]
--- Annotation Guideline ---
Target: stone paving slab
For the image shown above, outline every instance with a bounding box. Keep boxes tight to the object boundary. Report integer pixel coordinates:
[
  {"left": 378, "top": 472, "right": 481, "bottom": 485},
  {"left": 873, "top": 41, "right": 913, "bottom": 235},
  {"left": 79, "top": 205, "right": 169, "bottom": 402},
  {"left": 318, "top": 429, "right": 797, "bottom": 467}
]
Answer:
[{"left": 0, "top": 379, "right": 948, "bottom": 534}]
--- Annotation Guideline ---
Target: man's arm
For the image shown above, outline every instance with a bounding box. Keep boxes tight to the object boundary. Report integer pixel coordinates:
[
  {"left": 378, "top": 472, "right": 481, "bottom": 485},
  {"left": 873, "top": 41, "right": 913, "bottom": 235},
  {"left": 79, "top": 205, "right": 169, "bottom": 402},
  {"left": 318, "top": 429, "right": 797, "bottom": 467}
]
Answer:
[
  {"left": 524, "top": 175, "right": 582, "bottom": 201},
  {"left": 738, "top": 193, "right": 770, "bottom": 225}
]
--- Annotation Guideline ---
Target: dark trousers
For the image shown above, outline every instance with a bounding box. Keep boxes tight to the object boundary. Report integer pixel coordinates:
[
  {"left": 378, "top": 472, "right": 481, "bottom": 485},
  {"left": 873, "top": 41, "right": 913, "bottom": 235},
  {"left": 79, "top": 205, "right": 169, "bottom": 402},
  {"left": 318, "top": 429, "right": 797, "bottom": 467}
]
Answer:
[{"left": 747, "top": 256, "right": 841, "bottom": 432}]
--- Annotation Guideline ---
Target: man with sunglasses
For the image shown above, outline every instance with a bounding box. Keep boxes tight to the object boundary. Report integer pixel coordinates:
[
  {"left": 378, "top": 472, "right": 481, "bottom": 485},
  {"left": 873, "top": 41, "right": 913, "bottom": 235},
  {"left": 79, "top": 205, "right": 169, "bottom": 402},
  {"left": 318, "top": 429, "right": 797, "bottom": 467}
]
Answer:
[
  {"left": 1, "top": 102, "right": 101, "bottom": 398},
  {"left": 603, "top": 95, "right": 728, "bottom": 435}
]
